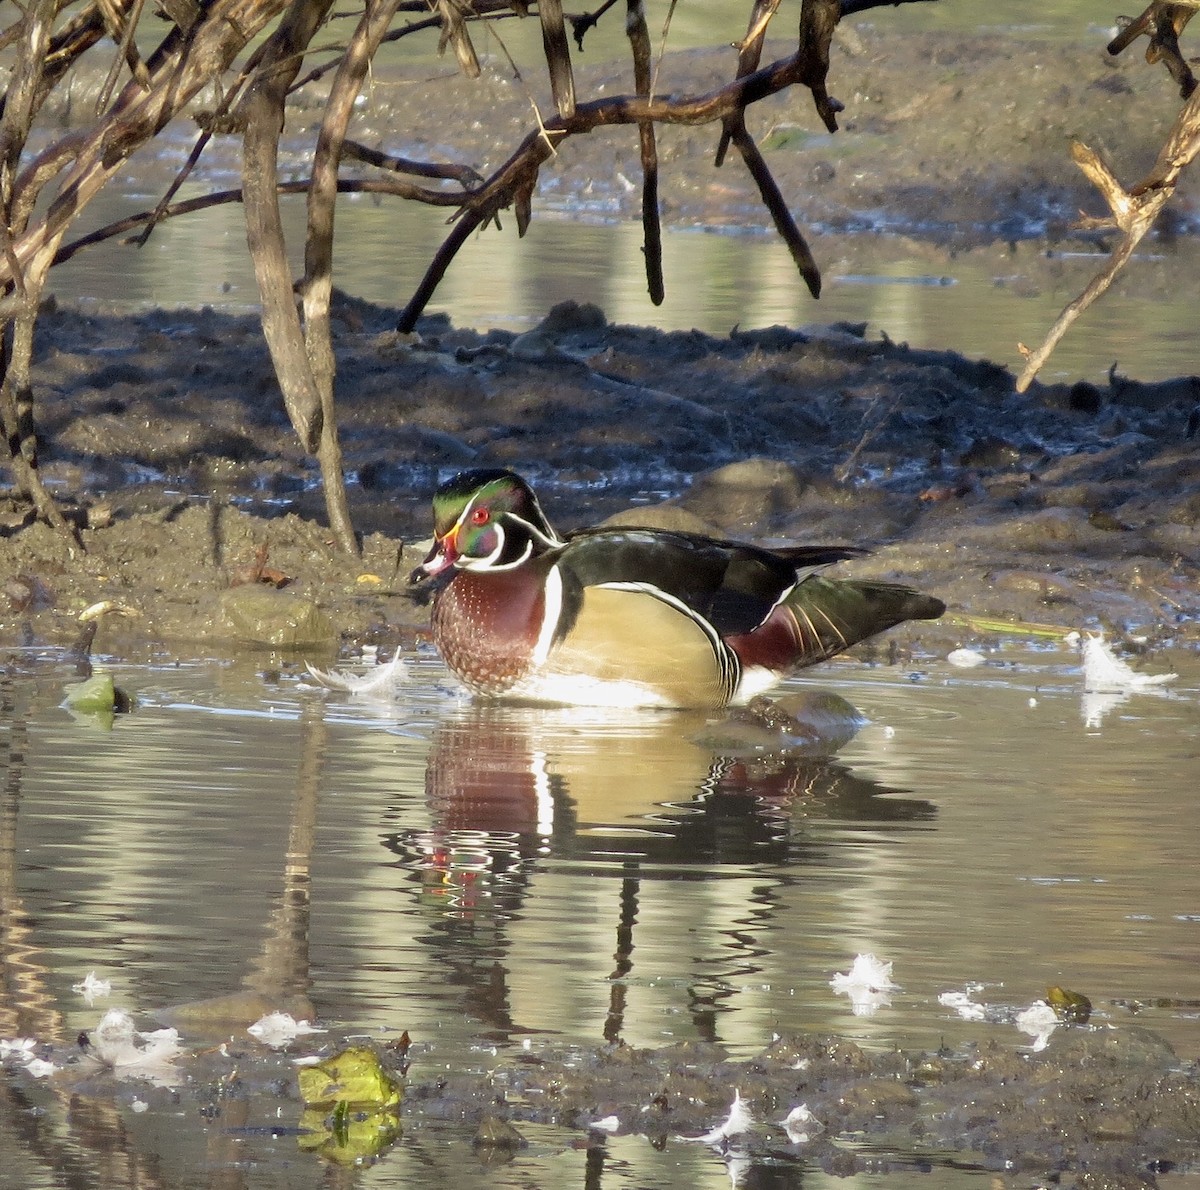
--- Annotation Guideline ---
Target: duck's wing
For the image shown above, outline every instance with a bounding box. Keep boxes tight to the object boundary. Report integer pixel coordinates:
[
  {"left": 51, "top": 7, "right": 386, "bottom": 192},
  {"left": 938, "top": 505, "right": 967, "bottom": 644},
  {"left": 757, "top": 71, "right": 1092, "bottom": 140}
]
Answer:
[{"left": 554, "top": 528, "right": 864, "bottom": 637}]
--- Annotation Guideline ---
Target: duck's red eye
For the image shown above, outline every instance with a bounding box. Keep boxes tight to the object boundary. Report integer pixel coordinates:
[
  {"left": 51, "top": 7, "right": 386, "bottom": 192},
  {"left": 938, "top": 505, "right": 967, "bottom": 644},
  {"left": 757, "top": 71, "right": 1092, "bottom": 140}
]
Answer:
[{"left": 470, "top": 507, "right": 490, "bottom": 526}]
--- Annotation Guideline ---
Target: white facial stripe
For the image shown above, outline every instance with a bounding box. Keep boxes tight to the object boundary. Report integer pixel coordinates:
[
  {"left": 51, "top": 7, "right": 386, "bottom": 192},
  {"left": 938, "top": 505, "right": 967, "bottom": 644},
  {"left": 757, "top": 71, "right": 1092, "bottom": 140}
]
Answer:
[
  {"left": 458, "top": 528, "right": 536, "bottom": 572},
  {"left": 452, "top": 490, "right": 485, "bottom": 537},
  {"left": 506, "top": 510, "right": 565, "bottom": 549}
]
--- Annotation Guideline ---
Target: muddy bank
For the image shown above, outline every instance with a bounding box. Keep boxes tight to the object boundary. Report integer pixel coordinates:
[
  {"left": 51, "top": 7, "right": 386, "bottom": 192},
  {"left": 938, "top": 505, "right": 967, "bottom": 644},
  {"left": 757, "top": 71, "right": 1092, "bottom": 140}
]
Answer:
[
  {"left": 14, "top": 1013, "right": 1200, "bottom": 1184},
  {"left": 1, "top": 292, "right": 1197, "bottom": 657}
]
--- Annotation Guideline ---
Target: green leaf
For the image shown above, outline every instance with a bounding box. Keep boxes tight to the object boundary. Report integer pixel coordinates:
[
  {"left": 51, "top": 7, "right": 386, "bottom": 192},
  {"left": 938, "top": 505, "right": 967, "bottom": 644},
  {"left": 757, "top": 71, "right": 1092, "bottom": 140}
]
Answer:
[{"left": 297, "top": 1046, "right": 402, "bottom": 1110}]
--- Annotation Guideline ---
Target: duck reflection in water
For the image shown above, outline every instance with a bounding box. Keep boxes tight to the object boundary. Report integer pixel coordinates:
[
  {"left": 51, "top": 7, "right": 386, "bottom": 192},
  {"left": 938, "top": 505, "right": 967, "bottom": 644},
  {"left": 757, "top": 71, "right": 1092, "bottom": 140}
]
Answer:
[{"left": 381, "top": 693, "right": 935, "bottom": 1043}]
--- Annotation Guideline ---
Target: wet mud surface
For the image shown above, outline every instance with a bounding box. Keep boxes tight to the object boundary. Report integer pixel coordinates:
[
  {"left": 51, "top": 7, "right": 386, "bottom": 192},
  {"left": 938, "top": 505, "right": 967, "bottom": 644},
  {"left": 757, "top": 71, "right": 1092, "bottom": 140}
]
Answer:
[
  {"left": 14, "top": 1012, "right": 1200, "bottom": 1185},
  {"left": 3, "top": 291, "right": 1197, "bottom": 660},
  {"left": 4, "top": 25, "right": 1200, "bottom": 1185}
]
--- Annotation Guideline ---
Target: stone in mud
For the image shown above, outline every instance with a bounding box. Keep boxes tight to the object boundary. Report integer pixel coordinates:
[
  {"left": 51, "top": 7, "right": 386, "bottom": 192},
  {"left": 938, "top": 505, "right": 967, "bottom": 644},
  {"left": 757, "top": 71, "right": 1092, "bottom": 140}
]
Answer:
[
  {"left": 157, "top": 990, "right": 316, "bottom": 1034},
  {"left": 598, "top": 502, "right": 719, "bottom": 535},
  {"left": 1047, "top": 1024, "right": 1177, "bottom": 1069},
  {"left": 680, "top": 458, "right": 809, "bottom": 533},
  {"left": 534, "top": 300, "right": 607, "bottom": 337},
  {"left": 219, "top": 586, "right": 334, "bottom": 648}
]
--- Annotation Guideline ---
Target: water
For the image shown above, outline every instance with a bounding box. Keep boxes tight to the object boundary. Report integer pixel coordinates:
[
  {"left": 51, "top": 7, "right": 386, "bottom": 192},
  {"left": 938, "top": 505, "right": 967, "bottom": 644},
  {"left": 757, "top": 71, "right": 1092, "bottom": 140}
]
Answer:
[{"left": 1, "top": 638, "right": 1198, "bottom": 1185}]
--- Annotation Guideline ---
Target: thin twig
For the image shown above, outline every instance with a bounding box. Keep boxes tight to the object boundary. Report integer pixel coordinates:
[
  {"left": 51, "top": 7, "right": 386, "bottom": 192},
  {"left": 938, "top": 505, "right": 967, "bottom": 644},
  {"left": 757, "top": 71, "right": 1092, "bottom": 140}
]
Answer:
[{"left": 731, "top": 123, "right": 821, "bottom": 297}]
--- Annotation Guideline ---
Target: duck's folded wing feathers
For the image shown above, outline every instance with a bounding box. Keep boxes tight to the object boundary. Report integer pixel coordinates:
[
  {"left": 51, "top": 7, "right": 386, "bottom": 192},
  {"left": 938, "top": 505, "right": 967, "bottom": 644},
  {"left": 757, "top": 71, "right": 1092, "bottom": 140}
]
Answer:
[{"left": 555, "top": 530, "right": 864, "bottom": 636}]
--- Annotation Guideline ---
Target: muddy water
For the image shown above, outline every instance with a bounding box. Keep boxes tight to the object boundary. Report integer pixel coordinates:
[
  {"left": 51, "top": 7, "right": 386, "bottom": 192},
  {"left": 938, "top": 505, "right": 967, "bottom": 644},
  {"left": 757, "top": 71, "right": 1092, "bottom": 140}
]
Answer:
[{"left": 1, "top": 640, "right": 1198, "bottom": 1185}]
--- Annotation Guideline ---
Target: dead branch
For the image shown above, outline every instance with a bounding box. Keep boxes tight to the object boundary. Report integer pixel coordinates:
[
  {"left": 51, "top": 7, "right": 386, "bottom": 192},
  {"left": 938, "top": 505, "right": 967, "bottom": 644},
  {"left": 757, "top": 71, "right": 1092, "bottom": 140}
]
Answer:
[
  {"left": 626, "top": 0, "right": 663, "bottom": 305},
  {"left": 53, "top": 177, "right": 473, "bottom": 266},
  {"left": 712, "top": 0, "right": 820, "bottom": 298},
  {"left": 730, "top": 123, "right": 822, "bottom": 297},
  {"left": 1018, "top": 14, "right": 1200, "bottom": 391},
  {"left": 1, "top": 0, "right": 287, "bottom": 297},
  {"left": 0, "top": 0, "right": 79, "bottom": 544},
  {"left": 398, "top": 19, "right": 854, "bottom": 332},
  {"left": 436, "top": 0, "right": 481, "bottom": 78},
  {"left": 714, "top": 0, "right": 781, "bottom": 168},
  {"left": 566, "top": 0, "right": 622, "bottom": 52},
  {"left": 1108, "top": 1, "right": 1198, "bottom": 97},
  {"left": 539, "top": 0, "right": 576, "bottom": 119},
  {"left": 302, "top": 0, "right": 403, "bottom": 557},
  {"left": 240, "top": 0, "right": 338, "bottom": 459},
  {"left": 341, "top": 141, "right": 483, "bottom": 187}
]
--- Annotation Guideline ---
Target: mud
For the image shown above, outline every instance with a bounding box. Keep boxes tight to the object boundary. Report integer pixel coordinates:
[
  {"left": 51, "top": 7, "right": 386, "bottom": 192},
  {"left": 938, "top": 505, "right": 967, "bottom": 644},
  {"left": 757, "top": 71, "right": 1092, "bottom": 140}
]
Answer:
[
  {"left": 2, "top": 291, "right": 1196, "bottom": 659},
  {"left": 16, "top": 1015, "right": 1200, "bottom": 1184},
  {"left": 3, "top": 24, "right": 1200, "bottom": 1185}
]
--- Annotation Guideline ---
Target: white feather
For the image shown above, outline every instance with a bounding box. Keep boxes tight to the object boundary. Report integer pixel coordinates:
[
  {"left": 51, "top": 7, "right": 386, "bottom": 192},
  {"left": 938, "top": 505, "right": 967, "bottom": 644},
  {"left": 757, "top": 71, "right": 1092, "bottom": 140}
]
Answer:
[{"left": 1081, "top": 634, "right": 1176, "bottom": 692}]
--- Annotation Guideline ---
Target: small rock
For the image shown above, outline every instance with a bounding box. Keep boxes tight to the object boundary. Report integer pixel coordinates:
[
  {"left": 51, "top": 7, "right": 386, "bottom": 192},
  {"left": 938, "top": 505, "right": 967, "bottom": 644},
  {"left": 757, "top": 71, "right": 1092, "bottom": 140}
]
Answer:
[
  {"left": 474, "top": 1115, "right": 527, "bottom": 1149},
  {"left": 219, "top": 586, "right": 334, "bottom": 648}
]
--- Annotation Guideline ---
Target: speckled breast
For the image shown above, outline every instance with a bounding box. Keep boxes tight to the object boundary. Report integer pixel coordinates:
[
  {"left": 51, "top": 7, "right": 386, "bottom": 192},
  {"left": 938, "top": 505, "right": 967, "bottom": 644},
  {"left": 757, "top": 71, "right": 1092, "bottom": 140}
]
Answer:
[{"left": 432, "top": 566, "right": 549, "bottom": 696}]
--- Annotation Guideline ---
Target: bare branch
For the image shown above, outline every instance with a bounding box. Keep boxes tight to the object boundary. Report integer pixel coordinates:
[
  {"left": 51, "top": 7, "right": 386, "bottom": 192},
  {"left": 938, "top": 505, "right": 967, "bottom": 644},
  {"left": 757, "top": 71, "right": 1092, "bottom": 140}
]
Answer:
[
  {"left": 626, "top": 0, "right": 663, "bottom": 305},
  {"left": 539, "top": 0, "right": 576, "bottom": 119},
  {"left": 302, "top": 0, "right": 403, "bottom": 555},
  {"left": 53, "top": 178, "right": 472, "bottom": 266},
  {"left": 398, "top": 31, "right": 847, "bottom": 331},
  {"left": 1108, "top": 2, "right": 1198, "bottom": 97},
  {"left": 240, "top": 0, "right": 338, "bottom": 456}
]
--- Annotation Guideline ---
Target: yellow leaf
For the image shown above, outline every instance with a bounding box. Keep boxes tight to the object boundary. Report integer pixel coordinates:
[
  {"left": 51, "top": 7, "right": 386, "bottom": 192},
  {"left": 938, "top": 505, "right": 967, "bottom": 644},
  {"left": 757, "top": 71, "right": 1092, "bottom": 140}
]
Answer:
[{"left": 297, "top": 1046, "right": 402, "bottom": 1110}]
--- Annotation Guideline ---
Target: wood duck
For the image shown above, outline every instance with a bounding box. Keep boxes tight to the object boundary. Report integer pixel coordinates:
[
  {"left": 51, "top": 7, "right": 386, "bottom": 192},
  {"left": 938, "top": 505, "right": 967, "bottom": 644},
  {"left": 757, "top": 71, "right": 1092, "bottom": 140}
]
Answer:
[{"left": 410, "top": 468, "right": 945, "bottom": 709}]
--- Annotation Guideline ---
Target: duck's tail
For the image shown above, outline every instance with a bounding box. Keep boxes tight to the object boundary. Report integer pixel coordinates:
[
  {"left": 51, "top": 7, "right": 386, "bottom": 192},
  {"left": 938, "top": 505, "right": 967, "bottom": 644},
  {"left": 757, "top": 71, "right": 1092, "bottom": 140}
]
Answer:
[{"left": 783, "top": 577, "right": 945, "bottom": 666}]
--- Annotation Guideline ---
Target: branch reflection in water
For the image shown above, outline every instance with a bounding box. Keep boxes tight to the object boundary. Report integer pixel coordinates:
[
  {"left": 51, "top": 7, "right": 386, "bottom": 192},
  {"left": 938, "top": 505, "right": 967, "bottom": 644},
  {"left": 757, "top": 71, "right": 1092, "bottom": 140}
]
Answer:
[{"left": 381, "top": 698, "right": 934, "bottom": 1047}]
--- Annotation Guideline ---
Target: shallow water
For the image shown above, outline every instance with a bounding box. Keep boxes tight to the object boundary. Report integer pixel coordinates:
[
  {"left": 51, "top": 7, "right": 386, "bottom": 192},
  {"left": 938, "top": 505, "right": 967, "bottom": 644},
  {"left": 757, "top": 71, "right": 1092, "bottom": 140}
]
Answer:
[{"left": 1, "top": 637, "right": 1198, "bottom": 1185}]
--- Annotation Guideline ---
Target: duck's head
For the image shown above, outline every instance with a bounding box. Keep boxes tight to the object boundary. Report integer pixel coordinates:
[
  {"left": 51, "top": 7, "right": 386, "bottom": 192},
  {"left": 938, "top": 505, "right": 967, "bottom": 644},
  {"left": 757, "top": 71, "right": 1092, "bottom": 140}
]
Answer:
[{"left": 410, "top": 468, "right": 563, "bottom": 581}]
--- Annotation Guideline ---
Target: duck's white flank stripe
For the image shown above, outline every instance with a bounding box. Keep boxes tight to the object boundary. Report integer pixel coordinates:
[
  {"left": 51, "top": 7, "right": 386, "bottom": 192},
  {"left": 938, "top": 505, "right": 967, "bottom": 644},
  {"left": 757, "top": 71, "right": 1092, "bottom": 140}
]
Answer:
[{"left": 532, "top": 564, "right": 564, "bottom": 666}]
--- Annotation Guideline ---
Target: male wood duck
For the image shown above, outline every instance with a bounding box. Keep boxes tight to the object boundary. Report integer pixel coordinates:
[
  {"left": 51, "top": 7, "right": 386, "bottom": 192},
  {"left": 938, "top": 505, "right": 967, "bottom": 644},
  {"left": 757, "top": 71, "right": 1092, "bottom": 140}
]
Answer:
[{"left": 410, "top": 468, "right": 945, "bottom": 709}]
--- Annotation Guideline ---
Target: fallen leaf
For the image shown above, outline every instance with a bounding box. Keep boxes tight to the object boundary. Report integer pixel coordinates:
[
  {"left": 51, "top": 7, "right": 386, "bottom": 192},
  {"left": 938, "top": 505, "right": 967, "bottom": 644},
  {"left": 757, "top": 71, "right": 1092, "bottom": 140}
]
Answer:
[{"left": 298, "top": 1046, "right": 402, "bottom": 1110}]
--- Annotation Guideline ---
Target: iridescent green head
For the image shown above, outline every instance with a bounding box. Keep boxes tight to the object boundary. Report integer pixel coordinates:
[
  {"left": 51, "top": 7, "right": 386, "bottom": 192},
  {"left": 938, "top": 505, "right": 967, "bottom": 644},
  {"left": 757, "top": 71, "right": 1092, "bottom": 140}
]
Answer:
[{"left": 413, "top": 469, "right": 563, "bottom": 578}]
